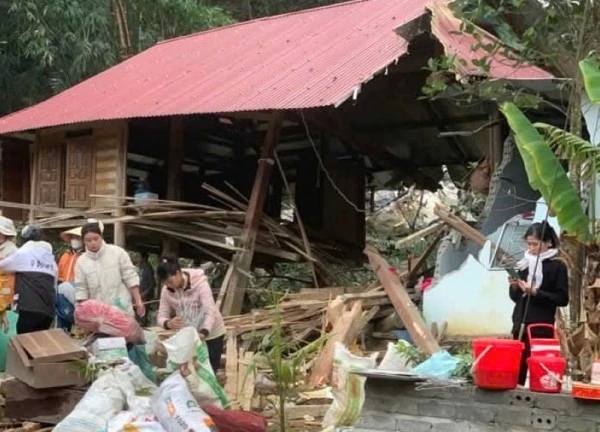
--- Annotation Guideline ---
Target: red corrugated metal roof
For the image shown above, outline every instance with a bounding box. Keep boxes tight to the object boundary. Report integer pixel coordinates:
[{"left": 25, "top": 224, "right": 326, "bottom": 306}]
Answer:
[
  {"left": 428, "top": 2, "right": 552, "bottom": 80},
  {"left": 0, "top": 0, "right": 551, "bottom": 135}
]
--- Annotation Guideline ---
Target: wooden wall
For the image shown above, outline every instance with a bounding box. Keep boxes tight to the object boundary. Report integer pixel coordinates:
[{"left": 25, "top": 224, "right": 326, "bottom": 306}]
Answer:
[{"left": 32, "top": 121, "right": 127, "bottom": 215}]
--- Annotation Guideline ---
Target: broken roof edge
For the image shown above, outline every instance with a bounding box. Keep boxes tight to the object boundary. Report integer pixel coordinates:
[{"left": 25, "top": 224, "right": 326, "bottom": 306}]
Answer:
[{"left": 395, "top": 1, "right": 554, "bottom": 81}]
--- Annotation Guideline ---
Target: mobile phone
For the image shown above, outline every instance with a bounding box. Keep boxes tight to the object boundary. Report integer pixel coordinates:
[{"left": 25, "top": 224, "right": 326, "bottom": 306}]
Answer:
[{"left": 506, "top": 268, "right": 520, "bottom": 279}]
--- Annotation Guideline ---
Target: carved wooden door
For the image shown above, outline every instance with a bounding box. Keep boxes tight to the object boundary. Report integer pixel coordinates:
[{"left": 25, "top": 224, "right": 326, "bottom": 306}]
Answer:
[
  {"left": 64, "top": 139, "right": 94, "bottom": 208},
  {"left": 36, "top": 143, "right": 63, "bottom": 207}
]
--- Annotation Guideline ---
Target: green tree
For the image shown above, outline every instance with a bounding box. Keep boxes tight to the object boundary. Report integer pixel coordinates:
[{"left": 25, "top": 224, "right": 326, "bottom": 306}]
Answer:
[{"left": 0, "top": 0, "right": 233, "bottom": 115}]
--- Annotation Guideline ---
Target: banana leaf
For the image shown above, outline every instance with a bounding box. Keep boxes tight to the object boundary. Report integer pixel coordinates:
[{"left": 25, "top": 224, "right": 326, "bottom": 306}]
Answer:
[
  {"left": 500, "top": 102, "right": 590, "bottom": 243},
  {"left": 580, "top": 58, "right": 600, "bottom": 103},
  {"left": 535, "top": 122, "right": 600, "bottom": 181}
]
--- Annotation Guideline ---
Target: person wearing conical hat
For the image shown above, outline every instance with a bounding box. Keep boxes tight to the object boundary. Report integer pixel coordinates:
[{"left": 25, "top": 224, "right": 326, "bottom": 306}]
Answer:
[{"left": 57, "top": 226, "right": 84, "bottom": 285}]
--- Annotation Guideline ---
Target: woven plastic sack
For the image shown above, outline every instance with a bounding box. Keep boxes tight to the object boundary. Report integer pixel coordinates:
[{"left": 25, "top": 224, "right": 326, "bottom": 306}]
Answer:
[
  {"left": 107, "top": 412, "right": 166, "bottom": 432},
  {"left": 202, "top": 404, "right": 267, "bottom": 432},
  {"left": 322, "top": 342, "right": 377, "bottom": 428},
  {"left": 75, "top": 299, "right": 145, "bottom": 344},
  {"left": 54, "top": 369, "right": 127, "bottom": 432},
  {"left": 151, "top": 373, "right": 217, "bottom": 432},
  {"left": 164, "top": 327, "right": 229, "bottom": 408}
]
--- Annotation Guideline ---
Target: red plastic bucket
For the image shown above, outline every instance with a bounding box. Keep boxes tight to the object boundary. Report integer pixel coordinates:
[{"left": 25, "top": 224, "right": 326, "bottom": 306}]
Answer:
[
  {"left": 528, "top": 324, "right": 561, "bottom": 357},
  {"left": 528, "top": 355, "right": 566, "bottom": 393},
  {"left": 472, "top": 338, "right": 524, "bottom": 390}
]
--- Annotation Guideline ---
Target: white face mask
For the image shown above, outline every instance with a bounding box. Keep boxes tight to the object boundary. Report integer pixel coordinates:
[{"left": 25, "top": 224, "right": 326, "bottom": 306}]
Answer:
[{"left": 71, "top": 239, "right": 83, "bottom": 250}]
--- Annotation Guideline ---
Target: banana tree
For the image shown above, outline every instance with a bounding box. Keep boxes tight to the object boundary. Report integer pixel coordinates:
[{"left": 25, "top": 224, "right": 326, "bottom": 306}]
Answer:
[
  {"left": 500, "top": 102, "right": 590, "bottom": 243},
  {"left": 499, "top": 57, "right": 600, "bottom": 244}
]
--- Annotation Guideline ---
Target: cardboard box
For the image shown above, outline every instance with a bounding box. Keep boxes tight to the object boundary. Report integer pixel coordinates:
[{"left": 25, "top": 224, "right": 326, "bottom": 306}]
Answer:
[
  {"left": 6, "top": 329, "right": 88, "bottom": 389},
  {"left": 91, "top": 337, "right": 128, "bottom": 363}
]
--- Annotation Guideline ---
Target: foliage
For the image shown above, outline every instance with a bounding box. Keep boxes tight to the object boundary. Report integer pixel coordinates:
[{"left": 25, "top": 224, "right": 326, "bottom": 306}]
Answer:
[
  {"left": 535, "top": 123, "right": 600, "bottom": 181},
  {"left": 250, "top": 301, "right": 328, "bottom": 431},
  {"left": 204, "top": 0, "right": 343, "bottom": 21},
  {"left": 500, "top": 102, "right": 590, "bottom": 242},
  {"left": 0, "top": 0, "right": 234, "bottom": 115},
  {"left": 394, "top": 341, "right": 427, "bottom": 365},
  {"left": 581, "top": 57, "right": 600, "bottom": 104}
]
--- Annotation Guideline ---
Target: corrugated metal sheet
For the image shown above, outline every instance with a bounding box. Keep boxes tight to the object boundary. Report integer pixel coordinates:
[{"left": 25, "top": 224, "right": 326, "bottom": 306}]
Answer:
[
  {"left": 428, "top": 2, "right": 552, "bottom": 80},
  {"left": 0, "top": 0, "right": 551, "bottom": 135}
]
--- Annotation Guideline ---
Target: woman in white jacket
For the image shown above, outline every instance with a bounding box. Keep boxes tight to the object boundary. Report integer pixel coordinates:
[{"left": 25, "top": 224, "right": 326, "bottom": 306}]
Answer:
[{"left": 75, "top": 222, "right": 145, "bottom": 318}]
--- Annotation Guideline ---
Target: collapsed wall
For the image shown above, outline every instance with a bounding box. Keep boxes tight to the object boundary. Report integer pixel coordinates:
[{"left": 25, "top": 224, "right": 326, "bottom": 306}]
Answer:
[{"left": 356, "top": 378, "right": 600, "bottom": 432}]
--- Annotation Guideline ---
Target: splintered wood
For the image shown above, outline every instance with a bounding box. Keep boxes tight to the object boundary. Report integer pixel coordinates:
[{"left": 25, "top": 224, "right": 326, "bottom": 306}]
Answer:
[{"left": 365, "top": 246, "right": 441, "bottom": 355}]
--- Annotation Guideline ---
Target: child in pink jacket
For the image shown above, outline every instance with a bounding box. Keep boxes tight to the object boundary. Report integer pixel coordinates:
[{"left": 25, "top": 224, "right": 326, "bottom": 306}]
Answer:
[{"left": 156, "top": 256, "right": 225, "bottom": 372}]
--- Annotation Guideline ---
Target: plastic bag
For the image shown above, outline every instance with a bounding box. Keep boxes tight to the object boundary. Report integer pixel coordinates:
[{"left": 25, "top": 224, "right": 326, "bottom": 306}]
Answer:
[
  {"left": 54, "top": 369, "right": 127, "bottom": 432},
  {"left": 377, "top": 341, "right": 412, "bottom": 372},
  {"left": 412, "top": 350, "right": 459, "bottom": 379},
  {"left": 202, "top": 404, "right": 267, "bottom": 432},
  {"left": 164, "top": 328, "right": 229, "bottom": 408},
  {"left": 322, "top": 343, "right": 377, "bottom": 428},
  {"left": 107, "top": 411, "right": 166, "bottom": 432},
  {"left": 151, "top": 372, "right": 217, "bottom": 432},
  {"left": 75, "top": 300, "right": 145, "bottom": 344}
]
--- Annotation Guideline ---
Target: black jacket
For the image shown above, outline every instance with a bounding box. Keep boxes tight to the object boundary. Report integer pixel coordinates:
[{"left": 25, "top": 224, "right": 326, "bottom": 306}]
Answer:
[{"left": 509, "top": 259, "right": 568, "bottom": 330}]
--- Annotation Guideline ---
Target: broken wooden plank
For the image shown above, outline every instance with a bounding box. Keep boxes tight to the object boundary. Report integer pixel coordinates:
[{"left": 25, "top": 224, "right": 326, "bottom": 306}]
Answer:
[
  {"left": 1, "top": 379, "right": 86, "bottom": 425},
  {"left": 283, "top": 404, "right": 330, "bottom": 421},
  {"left": 365, "top": 245, "right": 441, "bottom": 355},
  {"left": 394, "top": 221, "right": 444, "bottom": 250},
  {"left": 224, "top": 330, "right": 239, "bottom": 404},
  {"left": 220, "top": 111, "right": 285, "bottom": 316},
  {"left": 239, "top": 351, "right": 256, "bottom": 411},
  {"left": 308, "top": 301, "right": 369, "bottom": 387}
]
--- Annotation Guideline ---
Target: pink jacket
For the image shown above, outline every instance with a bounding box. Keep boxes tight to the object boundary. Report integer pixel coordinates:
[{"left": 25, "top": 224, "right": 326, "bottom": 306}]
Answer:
[{"left": 157, "top": 268, "right": 225, "bottom": 340}]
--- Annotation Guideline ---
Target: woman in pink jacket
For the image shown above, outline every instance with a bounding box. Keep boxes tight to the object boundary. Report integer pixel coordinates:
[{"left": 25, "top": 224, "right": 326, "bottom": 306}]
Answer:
[{"left": 156, "top": 256, "right": 225, "bottom": 372}]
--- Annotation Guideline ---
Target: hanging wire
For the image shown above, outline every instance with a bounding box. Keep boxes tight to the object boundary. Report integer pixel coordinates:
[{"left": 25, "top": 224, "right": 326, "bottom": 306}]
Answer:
[{"left": 299, "top": 109, "right": 366, "bottom": 213}]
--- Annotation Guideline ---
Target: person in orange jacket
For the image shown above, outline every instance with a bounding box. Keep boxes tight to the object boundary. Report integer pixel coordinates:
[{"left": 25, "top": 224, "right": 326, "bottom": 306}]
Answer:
[{"left": 57, "top": 226, "right": 84, "bottom": 284}]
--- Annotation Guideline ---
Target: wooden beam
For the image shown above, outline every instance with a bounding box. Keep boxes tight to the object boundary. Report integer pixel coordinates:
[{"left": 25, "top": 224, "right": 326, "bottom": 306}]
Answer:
[
  {"left": 365, "top": 245, "right": 441, "bottom": 355},
  {"left": 219, "top": 111, "right": 284, "bottom": 316},
  {"left": 162, "top": 116, "right": 185, "bottom": 256},
  {"left": 113, "top": 120, "right": 128, "bottom": 247}
]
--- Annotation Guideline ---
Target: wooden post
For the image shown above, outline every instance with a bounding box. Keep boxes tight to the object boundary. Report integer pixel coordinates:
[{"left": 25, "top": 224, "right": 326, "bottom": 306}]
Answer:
[
  {"left": 113, "top": 121, "right": 128, "bottom": 247},
  {"left": 220, "top": 111, "right": 284, "bottom": 316},
  {"left": 162, "top": 116, "right": 184, "bottom": 256}
]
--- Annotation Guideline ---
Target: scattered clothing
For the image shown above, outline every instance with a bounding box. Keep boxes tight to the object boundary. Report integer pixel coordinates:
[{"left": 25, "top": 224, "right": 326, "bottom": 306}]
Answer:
[
  {"left": 75, "top": 242, "right": 140, "bottom": 316},
  {"left": 157, "top": 268, "right": 225, "bottom": 341}
]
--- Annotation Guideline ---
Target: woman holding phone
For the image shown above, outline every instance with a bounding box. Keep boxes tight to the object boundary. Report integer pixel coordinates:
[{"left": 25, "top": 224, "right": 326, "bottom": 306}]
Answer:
[{"left": 508, "top": 221, "right": 569, "bottom": 386}]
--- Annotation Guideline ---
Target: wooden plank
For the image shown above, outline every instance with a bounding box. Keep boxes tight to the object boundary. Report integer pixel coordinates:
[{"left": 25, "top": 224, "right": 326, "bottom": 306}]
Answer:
[
  {"left": 238, "top": 351, "right": 255, "bottom": 411},
  {"left": 308, "top": 300, "right": 366, "bottom": 387},
  {"left": 2, "top": 379, "right": 86, "bottom": 425},
  {"left": 220, "top": 111, "right": 284, "bottom": 316},
  {"left": 365, "top": 245, "right": 441, "bottom": 355},
  {"left": 393, "top": 221, "right": 444, "bottom": 249},
  {"left": 283, "top": 405, "right": 330, "bottom": 421},
  {"left": 113, "top": 121, "right": 128, "bottom": 247},
  {"left": 224, "top": 331, "right": 239, "bottom": 404}
]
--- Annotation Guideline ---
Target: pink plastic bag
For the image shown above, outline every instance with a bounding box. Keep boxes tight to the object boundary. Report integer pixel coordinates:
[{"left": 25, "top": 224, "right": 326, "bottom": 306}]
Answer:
[{"left": 75, "top": 300, "right": 145, "bottom": 344}]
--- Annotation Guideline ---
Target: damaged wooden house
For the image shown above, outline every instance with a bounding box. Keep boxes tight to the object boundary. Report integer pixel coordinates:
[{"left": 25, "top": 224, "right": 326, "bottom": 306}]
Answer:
[{"left": 0, "top": 0, "right": 557, "bottom": 316}]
